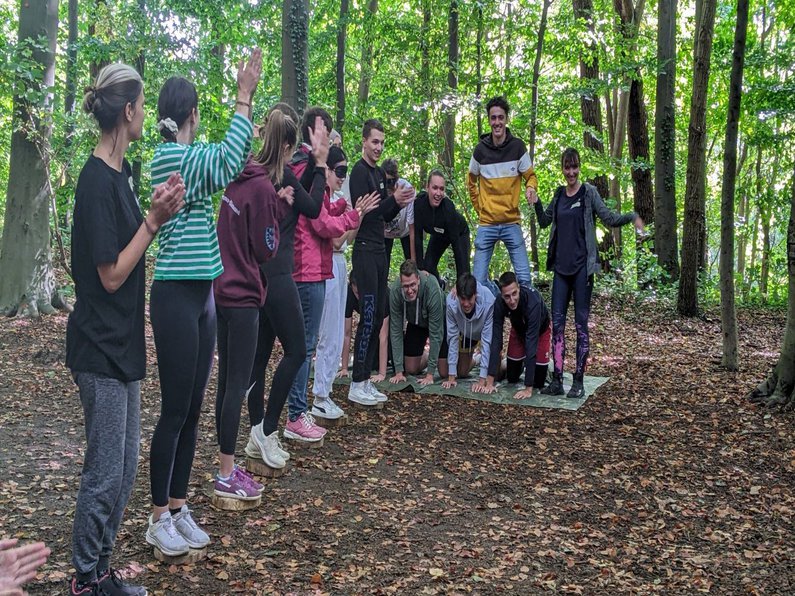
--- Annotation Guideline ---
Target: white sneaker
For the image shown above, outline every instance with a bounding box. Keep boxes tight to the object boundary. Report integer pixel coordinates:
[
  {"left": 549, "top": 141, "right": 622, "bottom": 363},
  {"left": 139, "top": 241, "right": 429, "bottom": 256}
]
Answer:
[
  {"left": 348, "top": 381, "right": 379, "bottom": 406},
  {"left": 366, "top": 380, "right": 388, "bottom": 403},
  {"left": 311, "top": 396, "right": 346, "bottom": 420},
  {"left": 248, "top": 424, "right": 290, "bottom": 462},
  {"left": 172, "top": 505, "right": 210, "bottom": 548},
  {"left": 251, "top": 424, "right": 287, "bottom": 468},
  {"left": 145, "top": 511, "right": 190, "bottom": 556}
]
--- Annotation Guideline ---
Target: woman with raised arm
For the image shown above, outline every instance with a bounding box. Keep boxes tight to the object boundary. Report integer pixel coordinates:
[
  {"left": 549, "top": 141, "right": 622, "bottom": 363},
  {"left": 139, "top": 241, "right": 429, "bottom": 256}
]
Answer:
[
  {"left": 146, "top": 50, "right": 261, "bottom": 557},
  {"left": 67, "top": 63, "right": 185, "bottom": 596}
]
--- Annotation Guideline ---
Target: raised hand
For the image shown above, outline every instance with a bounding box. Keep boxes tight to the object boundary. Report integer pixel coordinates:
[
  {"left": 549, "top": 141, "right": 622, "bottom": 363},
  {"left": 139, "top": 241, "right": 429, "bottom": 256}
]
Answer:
[
  {"left": 308, "top": 116, "right": 329, "bottom": 167},
  {"left": 393, "top": 183, "right": 414, "bottom": 207},
  {"left": 148, "top": 173, "right": 186, "bottom": 230},
  {"left": 236, "top": 48, "right": 262, "bottom": 106}
]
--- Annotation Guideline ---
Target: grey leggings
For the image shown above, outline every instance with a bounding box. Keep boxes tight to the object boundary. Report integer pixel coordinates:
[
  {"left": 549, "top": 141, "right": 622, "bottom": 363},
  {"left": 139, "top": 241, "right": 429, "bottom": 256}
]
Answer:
[{"left": 71, "top": 372, "right": 140, "bottom": 582}]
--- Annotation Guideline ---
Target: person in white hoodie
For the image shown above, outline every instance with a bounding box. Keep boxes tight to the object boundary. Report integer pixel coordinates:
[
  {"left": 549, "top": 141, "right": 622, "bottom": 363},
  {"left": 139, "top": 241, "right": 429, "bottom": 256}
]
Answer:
[{"left": 441, "top": 273, "right": 495, "bottom": 392}]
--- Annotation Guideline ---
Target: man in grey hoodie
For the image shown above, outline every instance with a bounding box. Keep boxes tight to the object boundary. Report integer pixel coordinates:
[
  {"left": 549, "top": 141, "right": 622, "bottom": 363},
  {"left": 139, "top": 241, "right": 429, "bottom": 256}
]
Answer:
[
  {"left": 388, "top": 260, "right": 447, "bottom": 386},
  {"left": 442, "top": 273, "right": 496, "bottom": 393}
]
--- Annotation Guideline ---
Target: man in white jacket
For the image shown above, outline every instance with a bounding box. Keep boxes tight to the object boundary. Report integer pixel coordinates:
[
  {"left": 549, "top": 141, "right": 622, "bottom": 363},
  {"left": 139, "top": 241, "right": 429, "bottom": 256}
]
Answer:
[{"left": 441, "top": 273, "right": 496, "bottom": 393}]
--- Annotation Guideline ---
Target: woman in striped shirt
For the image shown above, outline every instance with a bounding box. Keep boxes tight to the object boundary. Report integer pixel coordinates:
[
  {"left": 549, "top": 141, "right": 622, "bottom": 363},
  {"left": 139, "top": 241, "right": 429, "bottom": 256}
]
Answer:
[{"left": 145, "top": 50, "right": 262, "bottom": 557}]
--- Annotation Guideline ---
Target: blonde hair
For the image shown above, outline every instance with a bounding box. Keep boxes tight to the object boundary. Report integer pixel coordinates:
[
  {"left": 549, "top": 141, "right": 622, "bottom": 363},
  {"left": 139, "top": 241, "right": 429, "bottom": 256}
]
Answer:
[
  {"left": 82, "top": 63, "right": 143, "bottom": 132},
  {"left": 254, "top": 111, "right": 298, "bottom": 185}
]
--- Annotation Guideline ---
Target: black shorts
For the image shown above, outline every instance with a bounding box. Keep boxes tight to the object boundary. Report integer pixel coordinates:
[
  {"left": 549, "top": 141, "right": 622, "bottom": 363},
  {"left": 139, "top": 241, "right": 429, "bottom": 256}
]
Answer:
[
  {"left": 459, "top": 335, "right": 479, "bottom": 355},
  {"left": 404, "top": 323, "right": 449, "bottom": 359}
]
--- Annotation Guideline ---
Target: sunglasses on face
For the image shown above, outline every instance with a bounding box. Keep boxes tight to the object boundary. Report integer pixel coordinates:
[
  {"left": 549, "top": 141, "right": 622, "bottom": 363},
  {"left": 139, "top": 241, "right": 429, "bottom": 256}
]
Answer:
[
  {"left": 333, "top": 165, "right": 348, "bottom": 179},
  {"left": 385, "top": 177, "right": 397, "bottom": 189}
]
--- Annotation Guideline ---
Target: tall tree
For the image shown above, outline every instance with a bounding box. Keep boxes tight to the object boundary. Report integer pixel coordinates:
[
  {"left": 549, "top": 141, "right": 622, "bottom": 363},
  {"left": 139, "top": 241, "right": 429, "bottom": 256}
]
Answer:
[
  {"left": 748, "top": 163, "right": 795, "bottom": 409},
  {"left": 653, "top": 0, "right": 679, "bottom": 279},
  {"left": 0, "top": 0, "right": 66, "bottom": 316},
  {"left": 441, "top": 0, "right": 458, "bottom": 171},
  {"left": 475, "top": 5, "right": 483, "bottom": 138},
  {"left": 527, "top": 0, "right": 553, "bottom": 271},
  {"left": 335, "top": 0, "right": 349, "bottom": 138},
  {"left": 719, "top": 0, "right": 749, "bottom": 370},
  {"left": 357, "top": 0, "right": 378, "bottom": 113},
  {"left": 281, "top": 0, "right": 309, "bottom": 115},
  {"left": 64, "top": 0, "right": 78, "bottom": 144},
  {"left": 677, "top": 0, "right": 717, "bottom": 316}
]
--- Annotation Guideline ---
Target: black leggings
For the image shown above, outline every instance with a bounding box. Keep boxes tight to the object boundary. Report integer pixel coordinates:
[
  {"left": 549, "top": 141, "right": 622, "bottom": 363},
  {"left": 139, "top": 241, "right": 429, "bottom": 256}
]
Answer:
[
  {"left": 385, "top": 235, "right": 412, "bottom": 275},
  {"left": 351, "top": 249, "right": 388, "bottom": 382},
  {"left": 423, "top": 232, "right": 471, "bottom": 283},
  {"left": 247, "top": 273, "right": 306, "bottom": 435},
  {"left": 215, "top": 306, "right": 259, "bottom": 455},
  {"left": 149, "top": 279, "right": 215, "bottom": 507},
  {"left": 551, "top": 268, "right": 593, "bottom": 377}
]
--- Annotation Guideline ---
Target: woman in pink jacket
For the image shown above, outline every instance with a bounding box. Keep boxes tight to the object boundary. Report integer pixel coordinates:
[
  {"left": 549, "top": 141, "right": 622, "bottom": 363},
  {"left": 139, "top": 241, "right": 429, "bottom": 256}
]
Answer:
[{"left": 285, "top": 146, "right": 379, "bottom": 434}]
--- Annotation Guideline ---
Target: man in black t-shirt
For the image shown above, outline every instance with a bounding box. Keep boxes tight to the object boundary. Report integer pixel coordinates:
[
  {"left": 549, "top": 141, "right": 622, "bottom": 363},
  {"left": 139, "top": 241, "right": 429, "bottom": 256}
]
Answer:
[{"left": 347, "top": 119, "right": 413, "bottom": 406}]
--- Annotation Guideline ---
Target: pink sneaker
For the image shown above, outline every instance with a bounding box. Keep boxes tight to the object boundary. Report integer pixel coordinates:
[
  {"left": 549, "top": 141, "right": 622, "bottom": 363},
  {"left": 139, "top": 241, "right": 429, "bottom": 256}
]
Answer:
[{"left": 283, "top": 412, "right": 327, "bottom": 442}]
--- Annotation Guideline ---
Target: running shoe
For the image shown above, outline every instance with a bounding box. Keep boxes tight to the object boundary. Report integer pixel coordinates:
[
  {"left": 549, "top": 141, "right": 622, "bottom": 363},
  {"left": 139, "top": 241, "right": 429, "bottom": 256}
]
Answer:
[
  {"left": 145, "top": 512, "right": 189, "bottom": 556},
  {"left": 283, "top": 412, "right": 326, "bottom": 442},
  {"left": 171, "top": 505, "right": 210, "bottom": 548}
]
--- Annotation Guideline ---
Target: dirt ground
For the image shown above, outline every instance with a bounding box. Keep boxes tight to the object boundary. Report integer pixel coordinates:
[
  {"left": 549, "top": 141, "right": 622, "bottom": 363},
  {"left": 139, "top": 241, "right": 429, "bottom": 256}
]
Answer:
[{"left": 1, "top": 292, "right": 793, "bottom": 595}]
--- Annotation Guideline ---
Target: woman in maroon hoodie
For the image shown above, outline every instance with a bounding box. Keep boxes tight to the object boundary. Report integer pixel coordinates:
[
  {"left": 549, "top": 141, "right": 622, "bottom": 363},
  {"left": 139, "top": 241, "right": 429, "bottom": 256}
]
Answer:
[{"left": 212, "top": 111, "right": 295, "bottom": 501}]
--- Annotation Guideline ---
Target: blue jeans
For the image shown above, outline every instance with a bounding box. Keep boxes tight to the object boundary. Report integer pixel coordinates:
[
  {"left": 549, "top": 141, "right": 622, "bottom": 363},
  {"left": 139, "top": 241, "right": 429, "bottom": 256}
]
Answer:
[
  {"left": 287, "top": 281, "right": 326, "bottom": 420},
  {"left": 473, "top": 223, "right": 532, "bottom": 296}
]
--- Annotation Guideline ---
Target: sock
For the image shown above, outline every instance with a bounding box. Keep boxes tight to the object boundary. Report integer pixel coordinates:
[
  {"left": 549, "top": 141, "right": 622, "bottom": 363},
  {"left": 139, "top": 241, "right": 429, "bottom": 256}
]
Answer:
[
  {"left": 534, "top": 363, "right": 549, "bottom": 389},
  {"left": 169, "top": 507, "right": 182, "bottom": 517}
]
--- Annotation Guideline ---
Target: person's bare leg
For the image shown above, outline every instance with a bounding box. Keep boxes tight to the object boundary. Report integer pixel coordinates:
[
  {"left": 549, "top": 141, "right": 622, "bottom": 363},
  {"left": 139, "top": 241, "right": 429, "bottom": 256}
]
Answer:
[
  {"left": 456, "top": 353, "right": 474, "bottom": 378},
  {"left": 404, "top": 356, "right": 423, "bottom": 375},
  {"left": 437, "top": 358, "right": 448, "bottom": 379}
]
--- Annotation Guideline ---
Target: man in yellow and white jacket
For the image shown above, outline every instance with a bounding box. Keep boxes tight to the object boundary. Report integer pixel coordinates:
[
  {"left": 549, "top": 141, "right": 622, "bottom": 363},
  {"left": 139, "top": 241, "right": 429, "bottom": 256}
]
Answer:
[{"left": 468, "top": 96, "right": 538, "bottom": 296}]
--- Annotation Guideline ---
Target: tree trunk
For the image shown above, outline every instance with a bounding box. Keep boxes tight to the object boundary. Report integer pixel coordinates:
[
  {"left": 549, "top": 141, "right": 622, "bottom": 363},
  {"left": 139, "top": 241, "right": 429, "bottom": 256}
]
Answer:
[
  {"left": 654, "top": 0, "right": 679, "bottom": 280},
  {"left": 88, "top": 0, "right": 109, "bottom": 80},
  {"left": 0, "top": 0, "right": 67, "bottom": 317},
  {"left": 677, "top": 0, "right": 717, "bottom": 317},
  {"left": 761, "top": 202, "right": 771, "bottom": 301},
  {"left": 64, "top": 0, "right": 78, "bottom": 144},
  {"left": 719, "top": 0, "right": 748, "bottom": 371},
  {"left": 736, "top": 142, "right": 749, "bottom": 285},
  {"left": 418, "top": 1, "right": 431, "bottom": 183},
  {"left": 573, "top": 0, "right": 612, "bottom": 266},
  {"left": 628, "top": 80, "right": 653, "bottom": 224},
  {"left": 357, "top": 0, "right": 378, "bottom": 113},
  {"left": 475, "top": 6, "right": 483, "bottom": 138},
  {"left": 335, "top": 0, "right": 349, "bottom": 139},
  {"left": 132, "top": 0, "right": 146, "bottom": 198},
  {"left": 441, "top": 0, "right": 458, "bottom": 172},
  {"left": 748, "top": 163, "right": 795, "bottom": 409},
  {"left": 281, "top": 0, "right": 309, "bottom": 116},
  {"left": 527, "top": 0, "right": 553, "bottom": 272}
]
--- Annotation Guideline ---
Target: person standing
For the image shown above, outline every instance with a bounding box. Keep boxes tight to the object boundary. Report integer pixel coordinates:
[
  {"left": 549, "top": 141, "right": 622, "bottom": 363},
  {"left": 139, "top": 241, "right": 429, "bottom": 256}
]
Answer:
[
  {"left": 347, "top": 119, "right": 413, "bottom": 405},
  {"left": 533, "top": 148, "right": 644, "bottom": 398},
  {"left": 146, "top": 50, "right": 261, "bottom": 557},
  {"left": 467, "top": 96, "right": 537, "bottom": 295},
  {"left": 67, "top": 63, "right": 185, "bottom": 595}
]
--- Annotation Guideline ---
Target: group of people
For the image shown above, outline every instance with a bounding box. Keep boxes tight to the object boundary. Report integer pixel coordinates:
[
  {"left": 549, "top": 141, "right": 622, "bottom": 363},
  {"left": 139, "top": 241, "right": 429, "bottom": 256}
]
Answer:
[{"left": 61, "top": 47, "right": 643, "bottom": 596}]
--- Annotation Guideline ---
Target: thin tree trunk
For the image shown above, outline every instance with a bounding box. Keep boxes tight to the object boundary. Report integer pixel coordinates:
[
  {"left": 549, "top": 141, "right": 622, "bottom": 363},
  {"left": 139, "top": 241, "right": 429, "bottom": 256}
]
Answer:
[
  {"left": 628, "top": 78, "right": 653, "bottom": 223},
  {"left": 64, "top": 0, "right": 78, "bottom": 145},
  {"left": 0, "top": 0, "right": 66, "bottom": 316},
  {"left": 132, "top": 0, "right": 146, "bottom": 197},
  {"left": 736, "top": 142, "right": 749, "bottom": 284},
  {"left": 281, "top": 0, "right": 309, "bottom": 116},
  {"left": 357, "top": 0, "right": 378, "bottom": 113},
  {"left": 418, "top": 1, "right": 431, "bottom": 183},
  {"left": 654, "top": 0, "right": 679, "bottom": 279},
  {"left": 527, "top": 0, "right": 553, "bottom": 272},
  {"left": 677, "top": 0, "right": 717, "bottom": 316},
  {"left": 336, "top": 0, "right": 349, "bottom": 139},
  {"left": 719, "top": 0, "right": 748, "bottom": 370},
  {"left": 441, "top": 0, "right": 458, "bottom": 172},
  {"left": 475, "top": 6, "right": 483, "bottom": 138},
  {"left": 761, "top": 202, "right": 771, "bottom": 301}
]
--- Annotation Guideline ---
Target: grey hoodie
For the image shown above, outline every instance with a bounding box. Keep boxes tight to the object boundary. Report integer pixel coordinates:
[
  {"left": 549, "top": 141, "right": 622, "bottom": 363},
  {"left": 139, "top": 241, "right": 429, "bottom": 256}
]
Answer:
[{"left": 445, "top": 282, "right": 495, "bottom": 379}]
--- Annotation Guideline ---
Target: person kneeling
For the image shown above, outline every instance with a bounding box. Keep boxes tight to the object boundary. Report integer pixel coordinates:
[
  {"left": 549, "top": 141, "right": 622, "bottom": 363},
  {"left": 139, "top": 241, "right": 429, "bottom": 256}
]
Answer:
[
  {"left": 388, "top": 260, "right": 447, "bottom": 386},
  {"left": 482, "top": 272, "right": 551, "bottom": 400}
]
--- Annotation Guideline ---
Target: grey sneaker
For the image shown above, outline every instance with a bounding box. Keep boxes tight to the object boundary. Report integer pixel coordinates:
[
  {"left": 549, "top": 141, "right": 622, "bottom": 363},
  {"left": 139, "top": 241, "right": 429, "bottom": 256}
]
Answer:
[
  {"left": 171, "top": 505, "right": 210, "bottom": 548},
  {"left": 311, "top": 396, "right": 345, "bottom": 420},
  {"left": 145, "top": 511, "right": 189, "bottom": 556},
  {"left": 249, "top": 423, "right": 290, "bottom": 461},
  {"left": 348, "top": 381, "right": 379, "bottom": 405}
]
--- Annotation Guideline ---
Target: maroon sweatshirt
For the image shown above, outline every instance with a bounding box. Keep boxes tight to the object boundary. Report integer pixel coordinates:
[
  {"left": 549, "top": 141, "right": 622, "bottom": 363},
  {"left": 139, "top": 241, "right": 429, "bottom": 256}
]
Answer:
[{"left": 214, "top": 158, "right": 281, "bottom": 308}]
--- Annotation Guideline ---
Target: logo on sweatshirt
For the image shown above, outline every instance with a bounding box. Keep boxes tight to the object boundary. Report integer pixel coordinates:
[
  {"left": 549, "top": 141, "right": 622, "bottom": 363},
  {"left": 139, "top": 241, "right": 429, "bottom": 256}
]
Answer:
[{"left": 264, "top": 226, "right": 276, "bottom": 251}]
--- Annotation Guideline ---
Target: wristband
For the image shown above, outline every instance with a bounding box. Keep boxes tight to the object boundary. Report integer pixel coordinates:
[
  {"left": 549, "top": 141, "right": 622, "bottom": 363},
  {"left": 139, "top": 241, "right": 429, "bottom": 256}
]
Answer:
[{"left": 235, "top": 100, "right": 251, "bottom": 108}]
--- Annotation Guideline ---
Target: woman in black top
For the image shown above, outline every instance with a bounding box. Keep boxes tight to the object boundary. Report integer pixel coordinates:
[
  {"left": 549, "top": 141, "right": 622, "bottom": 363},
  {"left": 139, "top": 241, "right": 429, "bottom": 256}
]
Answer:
[
  {"left": 66, "top": 63, "right": 184, "bottom": 596},
  {"left": 532, "top": 148, "right": 643, "bottom": 398}
]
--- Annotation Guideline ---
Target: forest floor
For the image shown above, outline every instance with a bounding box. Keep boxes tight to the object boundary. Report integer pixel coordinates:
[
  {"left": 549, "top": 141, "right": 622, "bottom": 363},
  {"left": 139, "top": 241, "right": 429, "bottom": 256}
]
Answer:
[{"left": 1, "top": 291, "right": 794, "bottom": 595}]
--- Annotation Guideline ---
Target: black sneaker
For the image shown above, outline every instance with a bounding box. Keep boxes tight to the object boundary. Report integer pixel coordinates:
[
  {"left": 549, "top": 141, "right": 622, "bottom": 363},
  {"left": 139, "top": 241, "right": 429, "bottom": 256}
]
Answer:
[
  {"left": 96, "top": 569, "right": 148, "bottom": 596},
  {"left": 540, "top": 376, "right": 564, "bottom": 396},
  {"left": 567, "top": 376, "right": 585, "bottom": 399},
  {"left": 69, "top": 576, "right": 98, "bottom": 595}
]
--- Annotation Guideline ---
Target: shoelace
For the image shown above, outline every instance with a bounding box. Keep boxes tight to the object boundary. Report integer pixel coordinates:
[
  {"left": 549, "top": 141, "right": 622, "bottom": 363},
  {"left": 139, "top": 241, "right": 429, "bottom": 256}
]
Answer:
[
  {"left": 162, "top": 516, "right": 181, "bottom": 538},
  {"left": 176, "top": 509, "right": 200, "bottom": 532}
]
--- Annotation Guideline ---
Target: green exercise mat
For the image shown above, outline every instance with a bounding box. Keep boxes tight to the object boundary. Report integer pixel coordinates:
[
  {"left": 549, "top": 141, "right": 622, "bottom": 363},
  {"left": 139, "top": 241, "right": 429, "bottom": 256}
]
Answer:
[{"left": 328, "top": 371, "right": 609, "bottom": 411}]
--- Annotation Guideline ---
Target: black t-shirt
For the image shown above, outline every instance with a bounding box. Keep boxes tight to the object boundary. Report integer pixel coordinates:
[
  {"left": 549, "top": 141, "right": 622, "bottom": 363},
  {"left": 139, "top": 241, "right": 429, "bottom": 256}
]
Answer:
[
  {"left": 554, "top": 185, "right": 587, "bottom": 275},
  {"left": 349, "top": 159, "right": 400, "bottom": 253},
  {"left": 65, "top": 156, "right": 146, "bottom": 382}
]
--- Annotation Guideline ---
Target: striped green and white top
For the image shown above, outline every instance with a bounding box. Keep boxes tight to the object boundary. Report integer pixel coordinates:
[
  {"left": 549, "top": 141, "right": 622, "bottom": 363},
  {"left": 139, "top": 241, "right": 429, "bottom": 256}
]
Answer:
[{"left": 150, "top": 113, "right": 253, "bottom": 281}]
